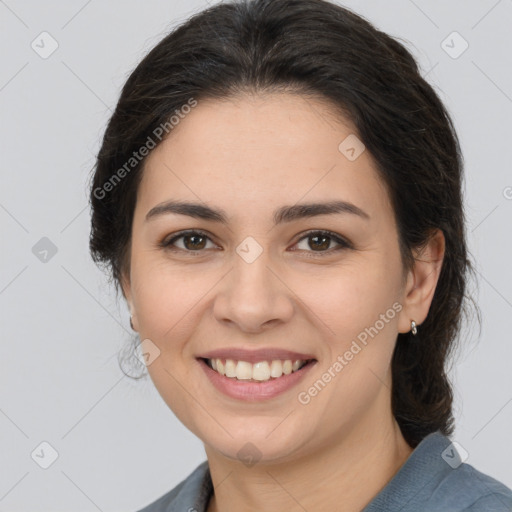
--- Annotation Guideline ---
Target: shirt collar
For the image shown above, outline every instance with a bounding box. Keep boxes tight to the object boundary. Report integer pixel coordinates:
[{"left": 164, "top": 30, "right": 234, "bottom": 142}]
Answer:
[
  {"left": 362, "top": 430, "right": 453, "bottom": 511},
  {"left": 166, "top": 460, "right": 212, "bottom": 512},
  {"left": 166, "top": 431, "right": 453, "bottom": 512}
]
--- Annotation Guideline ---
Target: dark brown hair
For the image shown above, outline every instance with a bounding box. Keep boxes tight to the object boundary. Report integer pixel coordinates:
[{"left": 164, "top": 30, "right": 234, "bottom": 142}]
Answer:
[{"left": 88, "top": 0, "right": 480, "bottom": 448}]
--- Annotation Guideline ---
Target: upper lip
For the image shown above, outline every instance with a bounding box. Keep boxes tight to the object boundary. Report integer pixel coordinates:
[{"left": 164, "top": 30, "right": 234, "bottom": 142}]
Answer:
[{"left": 198, "top": 348, "right": 316, "bottom": 364}]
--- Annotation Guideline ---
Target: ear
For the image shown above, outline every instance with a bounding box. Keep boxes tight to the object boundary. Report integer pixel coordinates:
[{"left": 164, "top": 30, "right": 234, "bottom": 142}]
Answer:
[
  {"left": 120, "top": 270, "right": 138, "bottom": 331},
  {"left": 397, "top": 228, "right": 445, "bottom": 334}
]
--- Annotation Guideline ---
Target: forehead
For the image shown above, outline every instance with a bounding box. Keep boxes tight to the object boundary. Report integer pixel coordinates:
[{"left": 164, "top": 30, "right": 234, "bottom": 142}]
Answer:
[{"left": 136, "top": 93, "right": 393, "bottom": 227}]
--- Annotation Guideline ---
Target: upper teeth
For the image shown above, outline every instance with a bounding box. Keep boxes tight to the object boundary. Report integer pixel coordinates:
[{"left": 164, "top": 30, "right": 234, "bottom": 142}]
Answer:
[{"left": 208, "top": 358, "right": 308, "bottom": 381}]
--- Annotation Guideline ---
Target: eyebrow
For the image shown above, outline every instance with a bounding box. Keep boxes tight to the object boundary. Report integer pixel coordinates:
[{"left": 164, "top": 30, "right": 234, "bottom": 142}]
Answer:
[{"left": 145, "top": 199, "right": 370, "bottom": 225}]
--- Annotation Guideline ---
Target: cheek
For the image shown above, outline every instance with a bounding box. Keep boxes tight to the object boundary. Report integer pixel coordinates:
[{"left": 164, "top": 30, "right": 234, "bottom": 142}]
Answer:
[
  {"left": 145, "top": 357, "right": 200, "bottom": 435},
  {"left": 291, "top": 259, "right": 400, "bottom": 337},
  {"left": 293, "top": 260, "right": 401, "bottom": 396},
  {"left": 131, "top": 255, "right": 205, "bottom": 333}
]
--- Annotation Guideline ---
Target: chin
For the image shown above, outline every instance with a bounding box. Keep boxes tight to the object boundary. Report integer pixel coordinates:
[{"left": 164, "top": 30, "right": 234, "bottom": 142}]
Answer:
[{"left": 202, "top": 422, "right": 311, "bottom": 466}]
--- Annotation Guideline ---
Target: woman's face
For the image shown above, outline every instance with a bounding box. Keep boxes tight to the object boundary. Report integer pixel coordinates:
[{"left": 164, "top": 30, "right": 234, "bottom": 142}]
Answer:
[{"left": 123, "top": 93, "right": 419, "bottom": 463}]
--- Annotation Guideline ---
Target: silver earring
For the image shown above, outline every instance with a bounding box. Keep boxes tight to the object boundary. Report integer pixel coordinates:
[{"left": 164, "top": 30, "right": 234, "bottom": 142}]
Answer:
[
  {"left": 130, "top": 316, "right": 135, "bottom": 330},
  {"left": 411, "top": 320, "right": 418, "bottom": 335}
]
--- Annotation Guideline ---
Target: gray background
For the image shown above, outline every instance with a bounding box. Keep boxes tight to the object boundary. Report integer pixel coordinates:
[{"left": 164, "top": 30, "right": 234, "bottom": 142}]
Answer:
[{"left": 1, "top": 0, "right": 511, "bottom": 510}]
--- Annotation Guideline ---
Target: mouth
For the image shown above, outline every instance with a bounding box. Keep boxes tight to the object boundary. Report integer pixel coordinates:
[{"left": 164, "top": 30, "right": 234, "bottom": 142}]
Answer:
[
  {"left": 197, "top": 356, "right": 317, "bottom": 401},
  {"left": 195, "top": 348, "right": 318, "bottom": 401},
  {"left": 201, "top": 357, "right": 316, "bottom": 382}
]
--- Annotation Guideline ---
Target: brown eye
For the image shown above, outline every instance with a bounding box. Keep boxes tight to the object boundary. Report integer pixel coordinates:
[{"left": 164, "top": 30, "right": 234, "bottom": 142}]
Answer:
[
  {"left": 160, "top": 230, "right": 215, "bottom": 252},
  {"left": 160, "top": 229, "right": 351, "bottom": 256},
  {"left": 292, "top": 230, "right": 351, "bottom": 255},
  {"left": 181, "top": 233, "right": 207, "bottom": 250}
]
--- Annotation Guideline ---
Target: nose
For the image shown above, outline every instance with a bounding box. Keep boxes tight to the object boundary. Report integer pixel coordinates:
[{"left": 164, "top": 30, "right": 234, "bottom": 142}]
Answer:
[{"left": 212, "top": 245, "right": 294, "bottom": 334}]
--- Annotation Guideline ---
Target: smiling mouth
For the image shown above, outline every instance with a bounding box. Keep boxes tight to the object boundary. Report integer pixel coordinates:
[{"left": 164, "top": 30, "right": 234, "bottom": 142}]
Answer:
[{"left": 201, "top": 357, "right": 316, "bottom": 382}]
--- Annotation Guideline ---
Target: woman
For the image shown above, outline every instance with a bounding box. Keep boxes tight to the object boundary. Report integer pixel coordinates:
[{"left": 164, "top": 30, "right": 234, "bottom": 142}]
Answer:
[{"left": 89, "top": 0, "right": 512, "bottom": 510}]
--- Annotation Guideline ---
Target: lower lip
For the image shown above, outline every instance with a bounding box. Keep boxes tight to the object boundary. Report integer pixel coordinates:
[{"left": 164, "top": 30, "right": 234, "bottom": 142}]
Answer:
[{"left": 197, "top": 358, "right": 317, "bottom": 402}]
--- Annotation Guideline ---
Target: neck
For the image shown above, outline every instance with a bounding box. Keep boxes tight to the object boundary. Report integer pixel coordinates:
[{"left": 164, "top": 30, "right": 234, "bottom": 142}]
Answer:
[{"left": 205, "top": 412, "right": 412, "bottom": 512}]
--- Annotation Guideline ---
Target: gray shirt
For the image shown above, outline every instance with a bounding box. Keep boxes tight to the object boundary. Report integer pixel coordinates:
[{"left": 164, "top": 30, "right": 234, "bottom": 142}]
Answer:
[{"left": 136, "top": 431, "right": 512, "bottom": 511}]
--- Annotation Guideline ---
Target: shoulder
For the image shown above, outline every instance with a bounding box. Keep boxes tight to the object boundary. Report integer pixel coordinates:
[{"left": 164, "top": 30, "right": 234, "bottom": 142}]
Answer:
[
  {"left": 363, "top": 432, "right": 512, "bottom": 512},
  {"left": 434, "top": 462, "right": 512, "bottom": 511},
  {"left": 135, "top": 460, "right": 211, "bottom": 512},
  {"left": 135, "top": 480, "right": 186, "bottom": 512}
]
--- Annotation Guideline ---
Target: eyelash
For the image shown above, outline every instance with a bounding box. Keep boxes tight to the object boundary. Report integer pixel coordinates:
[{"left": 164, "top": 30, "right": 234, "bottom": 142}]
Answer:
[{"left": 159, "top": 229, "right": 352, "bottom": 257}]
